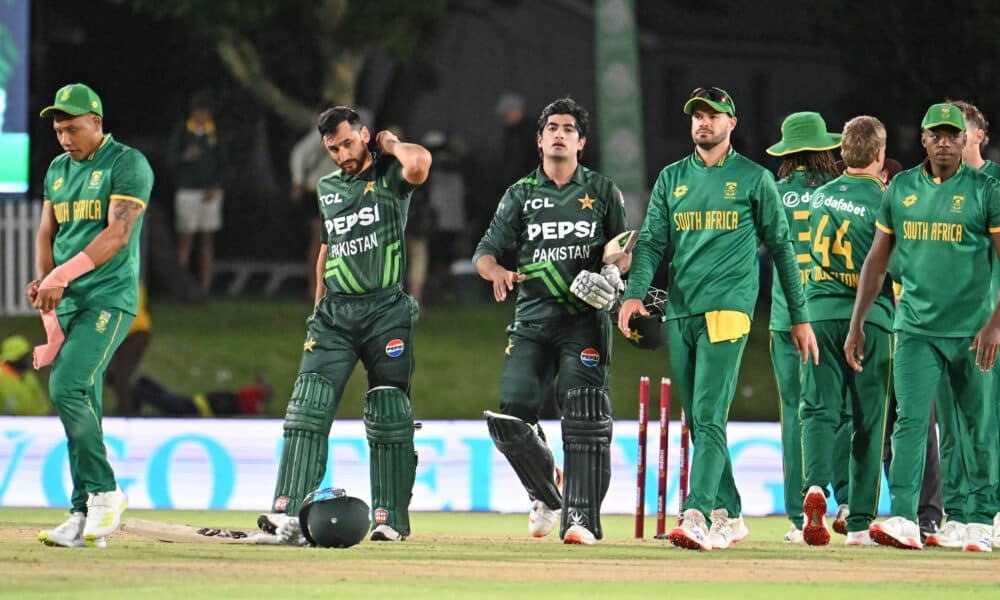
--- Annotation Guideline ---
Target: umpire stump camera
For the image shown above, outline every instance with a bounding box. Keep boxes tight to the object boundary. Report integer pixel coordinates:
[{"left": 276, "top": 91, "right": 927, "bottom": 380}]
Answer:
[
  {"left": 298, "top": 487, "right": 371, "bottom": 548},
  {"left": 622, "top": 286, "right": 668, "bottom": 350}
]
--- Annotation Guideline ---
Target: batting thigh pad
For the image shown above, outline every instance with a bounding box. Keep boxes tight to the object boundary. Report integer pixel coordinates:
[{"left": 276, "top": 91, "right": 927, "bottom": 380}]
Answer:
[
  {"left": 560, "top": 386, "right": 612, "bottom": 539},
  {"left": 271, "top": 373, "right": 337, "bottom": 514},
  {"left": 484, "top": 410, "right": 563, "bottom": 510},
  {"left": 364, "top": 386, "right": 417, "bottom": 537}
]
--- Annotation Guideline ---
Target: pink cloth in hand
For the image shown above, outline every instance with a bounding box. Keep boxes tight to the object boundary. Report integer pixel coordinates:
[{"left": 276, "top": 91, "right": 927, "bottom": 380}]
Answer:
[
  {"left": 33, "top": 311, "right": 65, "bottom": 369},
  {"left": 39, "top": 252, "right": 96, "bottom": 290}
]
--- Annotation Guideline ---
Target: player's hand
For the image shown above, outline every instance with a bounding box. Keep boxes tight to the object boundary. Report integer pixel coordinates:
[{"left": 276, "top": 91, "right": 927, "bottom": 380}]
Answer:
[
  {"left": 970, "top": 321, "right": 1000, "bottom": 372},
  {"left": 25, "top": 278, "right": 41, "bottom": 304},
  {"left": 375, "top": 130, "right": 400, "bottom": 154},
  {"left": 843, "top": 324, "right": 866, "bottom": 372},
  {"left": 570, "top": 270, "right": 617, "bottom": 311},
  {"left": 791, "top": 322, "right": 819, "bottom": 365},
  {"left": 486, "top": 265, "right": 524, "bottom": 302},
  {"left": 617, "top": 298, "right": 648, "bottom": 338},
  {"left": 600, "top": 264, "right": 625, "bottom": 293},
  {"left": 32, "top": 286, "right": 64, "bottom": 312}
]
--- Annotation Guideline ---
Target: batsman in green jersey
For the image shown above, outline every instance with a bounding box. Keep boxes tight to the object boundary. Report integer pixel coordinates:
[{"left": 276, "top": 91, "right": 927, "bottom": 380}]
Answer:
[
  {"left": 475, "top": 97, "right": 628, "bottom": 546},
  {"left": 619, "top": 87, "right": 819, "bottom": 551},
  {"left": 764, "top": 111, "right": 848, "bottom": 544},
  {"left": 29, "top": 83, "right": 154, "bottom": 548},
  {"left": 799, "top": 116, "right": 894, "bottom": 547},
  {"left": 259, "top": 106, "right": 431, "bottom": 544},
  {"left": 848, "top": 104, "right": 1000, "bottom": 552}
]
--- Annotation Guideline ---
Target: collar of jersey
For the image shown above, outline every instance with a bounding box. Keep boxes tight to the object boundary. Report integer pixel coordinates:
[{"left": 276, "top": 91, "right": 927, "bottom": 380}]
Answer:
[
  {"left": 84, "top": 135, "right": 112, "bottom": 161},
  {"left": 920, "top": 159, "right": 963, "bottom": 185},
  {"left": 842, "top": 172, "right": 885, "bottom": 190},
  {"left": 691, "top": 145, "right": 735, "bottom": 169},
  {"left": 536, "top": 164, "right": 586, "bottom": 187}
]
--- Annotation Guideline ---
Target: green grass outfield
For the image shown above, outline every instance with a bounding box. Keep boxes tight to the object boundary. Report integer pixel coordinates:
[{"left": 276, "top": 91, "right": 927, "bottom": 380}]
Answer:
[
  {"left": 0, "top": 298, "right": 781, "bottom": 421},
  {"left": 1, "top": 508, "right": 997, "bottom": 599}
]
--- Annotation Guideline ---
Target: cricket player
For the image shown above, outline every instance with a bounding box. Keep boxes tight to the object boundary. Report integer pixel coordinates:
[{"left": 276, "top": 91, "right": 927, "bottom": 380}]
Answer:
[
  {"left": 475, "top": 97, "right": 629, "bottom": 545},
  {"left": 619, "top": 87, "right": 818, "bottom": 551},
  {"left": 847, "top": 103, "right": 1000, "bottom": 552},
  {"left": 764, "top": 111, "right": 849, "bottom": 544},
  {"left": 259, "top": 106, "right": 431, "bottom": 544},
  {"left": 799, "top": 116, "right": 894, "bottom": 547},
  {"left": 30, "top": 83, "right": 154, "bottom": 547}
]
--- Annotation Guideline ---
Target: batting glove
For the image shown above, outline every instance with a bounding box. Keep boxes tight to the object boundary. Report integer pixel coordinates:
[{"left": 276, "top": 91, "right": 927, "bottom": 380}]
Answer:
[
  {"left": 570, "top": 270, "right": 617, "bottom": 311},
  {"left": 600, "top": 264, "right": 624, "bottom": 292}
]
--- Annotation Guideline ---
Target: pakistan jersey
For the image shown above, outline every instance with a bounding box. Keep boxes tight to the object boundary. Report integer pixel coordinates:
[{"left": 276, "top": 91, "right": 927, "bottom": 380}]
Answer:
[
  {"left": 807, "top": 173, "right": 894, "bottom": 330},
  {"left": 625, "top": 148, "right": 807, "bottom": 322},
  {"left": 43, "top": 134, "right": 154, "bottom": 316},
  {"left": 317, "top": 153, "right": 416, "bottom": 294},
  {"left": 877, "top": 163, "right": 1000, "bottom": 336},
  {"left": 473, "top": 165, "right": 627, "bottom": 321},
  {"left": 769, "top": 168, "right": 833, "bottom": 331}
]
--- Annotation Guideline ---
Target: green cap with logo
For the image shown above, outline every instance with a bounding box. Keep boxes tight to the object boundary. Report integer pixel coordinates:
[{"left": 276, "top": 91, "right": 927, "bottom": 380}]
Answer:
[
  {"left": 921, "top": 103, "right": 965, "bottom": 131},
  {"left": 766, "top": 112, "right": 842, "bottom": 156},
  {"left": 39, "top": 83, "right": 103, "bottom": 118},
  {"left": 683, "top": 87, "right": 736, "bottom": 116},
  {"left": 1, "top": 335, "right": 31, "bottom": 363}
]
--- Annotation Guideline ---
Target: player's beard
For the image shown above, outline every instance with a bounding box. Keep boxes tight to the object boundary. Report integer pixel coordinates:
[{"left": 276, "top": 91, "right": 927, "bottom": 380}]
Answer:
[{"left": 694, "top": 129, "right": 727, "bottom": 151}]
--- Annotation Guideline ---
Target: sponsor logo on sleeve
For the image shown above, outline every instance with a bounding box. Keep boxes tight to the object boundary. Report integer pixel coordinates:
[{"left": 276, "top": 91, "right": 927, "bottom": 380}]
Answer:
[
  {"left": 580, "top": 347, "right": 600, "bottom": 367},
  {"left": 386, "top": 339, "right": 405, "bottom": 358}
]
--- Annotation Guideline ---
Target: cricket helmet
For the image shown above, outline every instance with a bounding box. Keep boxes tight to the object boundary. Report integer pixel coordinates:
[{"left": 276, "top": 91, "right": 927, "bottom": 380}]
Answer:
[
  {"left": 624, "top": 286, "right": 668, "bottom": 350},
  {"left": 297, "top": 487, "right": 371, "bottom": 548}
]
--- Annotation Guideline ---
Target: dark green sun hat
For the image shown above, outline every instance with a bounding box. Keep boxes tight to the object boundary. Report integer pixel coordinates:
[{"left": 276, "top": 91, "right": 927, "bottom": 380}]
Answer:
[{"left": 766, "top": 112, "right": 842, "bottom": 156}]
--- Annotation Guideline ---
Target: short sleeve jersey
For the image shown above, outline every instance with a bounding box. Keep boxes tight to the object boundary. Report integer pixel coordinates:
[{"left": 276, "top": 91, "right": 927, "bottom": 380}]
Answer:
[
  {"left": 769, "top": 168, "right": 833, "bottom": 331},
  {"left": 624, "top": 148, "right": 808, "bottom": 323},
  {"left": 876, "top": 163, "right": 1000, "bottom": 336},
  {"left": 807, "top": 173, "right": 894, "bottom": 330},
  {"left": 473, "top": 165, "right": 627, "bottom": 321},
  {"left": 317, "top": 153, "right": 416, "bottom": 295},
  {"left": 43, "top": 134, "right": 154, "bottom": 316},
  {"left": 980, "top": 160, "right": 1000, "bottom": 298}
]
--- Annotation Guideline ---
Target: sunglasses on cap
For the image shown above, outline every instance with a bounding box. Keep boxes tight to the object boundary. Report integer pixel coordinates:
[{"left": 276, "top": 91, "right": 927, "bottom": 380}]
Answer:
[{"left": 689, "top": 87, "right": 729, "bottom": 103}]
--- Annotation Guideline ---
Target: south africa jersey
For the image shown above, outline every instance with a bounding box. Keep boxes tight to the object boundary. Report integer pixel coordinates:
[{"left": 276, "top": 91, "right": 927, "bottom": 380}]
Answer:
[
  {"left": 43, "top": 134, "right": 154, "bottom": 316},
  {"left": 807, "top": 173, "right": 894, "bottom": 330},
  {"left": 473, "top": 165, "right": 627, "bottom": 321},
  {"left": 625, "top": 148, "right": 807, "bottom": 322},
  {"left": 769, "top": 168, "right": 833, "bottom": 331},
  {"left": 317, "top": 153, "right": 416, "bottom": 295},
  {"left": 980, "top": 160, "right": 1000, "bottom": 297},
  {"left": 877, "top": 163, "right": 1000, "bottom": 336}
]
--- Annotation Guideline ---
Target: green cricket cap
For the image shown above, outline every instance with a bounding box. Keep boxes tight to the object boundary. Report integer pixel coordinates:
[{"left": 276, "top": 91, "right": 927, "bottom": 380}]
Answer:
[
  {"left": 921, "top": 103, "right": 965, "bottom": 131},
  {"left": 1, "top": 335, "right": 31, "bottom": 363},
  {"left": 683, "top": 87, "right": 736, "bottom": 116},
  {"left": 39, "top": 83, "right": 103, "bottom": 118},
  {"left": 766, "top": 111, "right": 842, "bottom": 156}
]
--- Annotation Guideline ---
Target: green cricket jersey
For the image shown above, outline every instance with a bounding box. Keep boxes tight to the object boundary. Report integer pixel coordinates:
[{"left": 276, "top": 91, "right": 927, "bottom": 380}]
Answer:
[
  {"left": 980, "top": 160, "right": 1000, "bottom": 298},
  {"left": 877, "top": 162, "right": 1000, "bottom": 336},
  {"left": 769, "top": 168, "right": 833, "bottom": 331},
  {"left": 625, "top": 147, "right": 808, "bottom": 322},
  {"left": 473, "top": 165, "right": 627, "bottom": 321},
  {"left": 317, "top": 153, "right": 416, "bottom": 295},
  {"left": 43, "top": 134, "right": 154, "bottom": 316},
  {"left": 807, "top": 173, "right": 894, "bottom": 330}
]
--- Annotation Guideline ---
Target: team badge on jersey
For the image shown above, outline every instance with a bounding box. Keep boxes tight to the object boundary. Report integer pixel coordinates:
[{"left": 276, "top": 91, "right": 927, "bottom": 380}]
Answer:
[
  {"left": 580, "top": 347, "right": 600, "bottom": 367},
  {"left": 951, "top": 195, "right": 964, "bottom": 213},
  {"left": 578, "top": 193, "right": 596, "bottom": 210},
  {"left": 374, "top": 508, "right": 389, "bottom": 524},
  {"left": 903, "top": 194, "right": 917, "bottom": 207},
  {"left": 95, "top": 310, "right": 112, "bottom": 334},
  {"left": 725, "top": 181, "right": 738, "bottom": 199},
  {"left": 88, "top": 170, "right": 104, "bottom": 189},
  {"left": 385, "top": 339, "right": 405, "bottom": 358}
]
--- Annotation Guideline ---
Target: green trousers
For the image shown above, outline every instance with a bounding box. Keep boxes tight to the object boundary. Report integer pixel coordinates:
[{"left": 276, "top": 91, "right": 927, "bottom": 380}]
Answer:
[
  {"left": 669, "top": 315, "right": 747, "bottom": 518},
  {"left": 51, "top": 308, "right": 133, "bottom": 513},
  {"left": 890, "top": 331, "right": 998, "bottom": 525},
  {"left": 800, "top": 321, "right": 891, "bottom": 532},
  {"left": 771, "top": 330, "right": 852, "bottom": 526}
]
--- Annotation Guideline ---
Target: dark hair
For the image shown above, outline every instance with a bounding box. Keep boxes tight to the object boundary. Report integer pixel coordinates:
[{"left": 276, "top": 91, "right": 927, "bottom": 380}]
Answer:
[
  {"left": 776, "top": 150, "right": 841, "bottom": 186},
  {"left": 947, "top": 99, "right": 990, "bottom": 153},
  {"left": 317, "top": 106, "right": 362, "bottom": 137},
  {"left": 536, "top": 97, "right": 588, "bottom": 159}
]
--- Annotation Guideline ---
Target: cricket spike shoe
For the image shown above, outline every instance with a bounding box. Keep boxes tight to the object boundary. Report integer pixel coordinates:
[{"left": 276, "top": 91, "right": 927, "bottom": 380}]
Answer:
[
  {"left": 528, "top": 500, "right": 559, "bottom": 538},
  {"left": 869, "top": 516, "right": 922, "bottom": 550},
  {"left": 784, "top": 523, "right": 804, "bottom": 544},
  {"left": 845, "top": 530, "right": 877, "bottom": 547},
  {"left": 39, "top": 512, "right": 107, "bottom": 548},
  {"left": 562, "top": 524, "right": 596, "bottom": 545},
  {"left": 832, "top": 504, "right": 849, "bottom": 536},
  {"left": 370, "top": 524, "right": 405, "bottom": 542},
  {"left": 669, "top": 509, "right": 711, "bottom": 551},
  {"left": 706, "top": 509, "right": 749, "bottom": 550},
  {"left": 924, "top": 520, "right": 965, "bottom": 548},
  {"left": 83, "top": 487, "right": 128, "bottom": 541},
  {"left": 963, "top": 523, "right": 993, "bottom": 553},
  {"left": 802, "top": 486, "right": 830, "bottom": 546}
]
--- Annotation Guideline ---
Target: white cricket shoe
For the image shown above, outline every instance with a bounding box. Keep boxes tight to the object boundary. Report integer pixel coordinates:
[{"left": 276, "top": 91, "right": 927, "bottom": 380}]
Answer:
[
  {"left": 993, "top": 513, "right": 1000, "bottom": 545},
  {"left": 528, "top": 500, "right": 559, "bottom": 538},
  {"left": 963, "top": 523, "right": 993, "bottom": 553},
  {"left": 845, "top": 530, "right": 877, "bottom": 546},
  {"left": 669, "top": 508, "right": 711, "bottom": 551},
  {"left": 833, "top": 503, "right": 849, "bottom": 535},
  {"left": 39, "top": 512, "right": 106, "bottom": 548},
  {"left": 83, "top": 488, "right": 128, "bottom": 541},
  {"left": 802, "top": 486, "right": 830, "bottom": 546},
  {"left": 869, "top": 516, "right": 922, "bottom": 550},
  {"left": 784, "top": 523, "right": 804, "bottom": 544},
  {"left": 563, "top": 524, "right": 596, "bottom": 545},
  {"left": 925, "top": 520, "right": 965, "bottom": 548},
  {"left": 370, "top": 524, "right": 405, "bottom": 542},
  {"left": 706, "top": 508, "right": 749, "bottom": 550}
]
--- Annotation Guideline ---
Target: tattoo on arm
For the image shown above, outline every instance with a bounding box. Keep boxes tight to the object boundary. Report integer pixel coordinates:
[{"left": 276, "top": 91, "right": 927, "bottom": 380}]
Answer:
[{"left": 112, "top": 199, "right": 143, "bottom": 236}]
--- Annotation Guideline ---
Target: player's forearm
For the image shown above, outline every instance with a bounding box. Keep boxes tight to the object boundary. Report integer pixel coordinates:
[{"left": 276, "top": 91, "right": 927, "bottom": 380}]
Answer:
[
  {"left": 475, "top": 254, "right": 503, "bottom": 281},
  {"left": 769, "top": 240, "right": 809, "bottom": 323},
  {"left": 34, "top": 226, "right": 55, "bottom": 279},
  {"left": 314, "top": 244, "right": 326, "bottom": 306},
  {"left": 384, "top": 140, "right": 432, "bottom": 185},
  {"left": 849, "top": 255, "right": 889, "bottom": 329}
]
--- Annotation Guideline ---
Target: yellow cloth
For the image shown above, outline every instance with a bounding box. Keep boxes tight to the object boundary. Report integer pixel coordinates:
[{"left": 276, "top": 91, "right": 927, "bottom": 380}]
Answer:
[
  {"left": 192, "top": 393, "right": 214, "bottom": 417},
  {"left": 128, "top": 284, "right": 152, "bottom": 335},
  {"left": 705, "top": 310, "right": 751, "bottom": 343}
]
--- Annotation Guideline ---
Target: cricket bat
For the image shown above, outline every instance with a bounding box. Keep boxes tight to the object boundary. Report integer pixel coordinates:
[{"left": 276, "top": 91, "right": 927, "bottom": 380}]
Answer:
[
  {"left": 603, "top": 230, "right": 638, "bottom": 264},
  {"left": 123, "top": 518, "right": 281, "bottom": 545}
]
